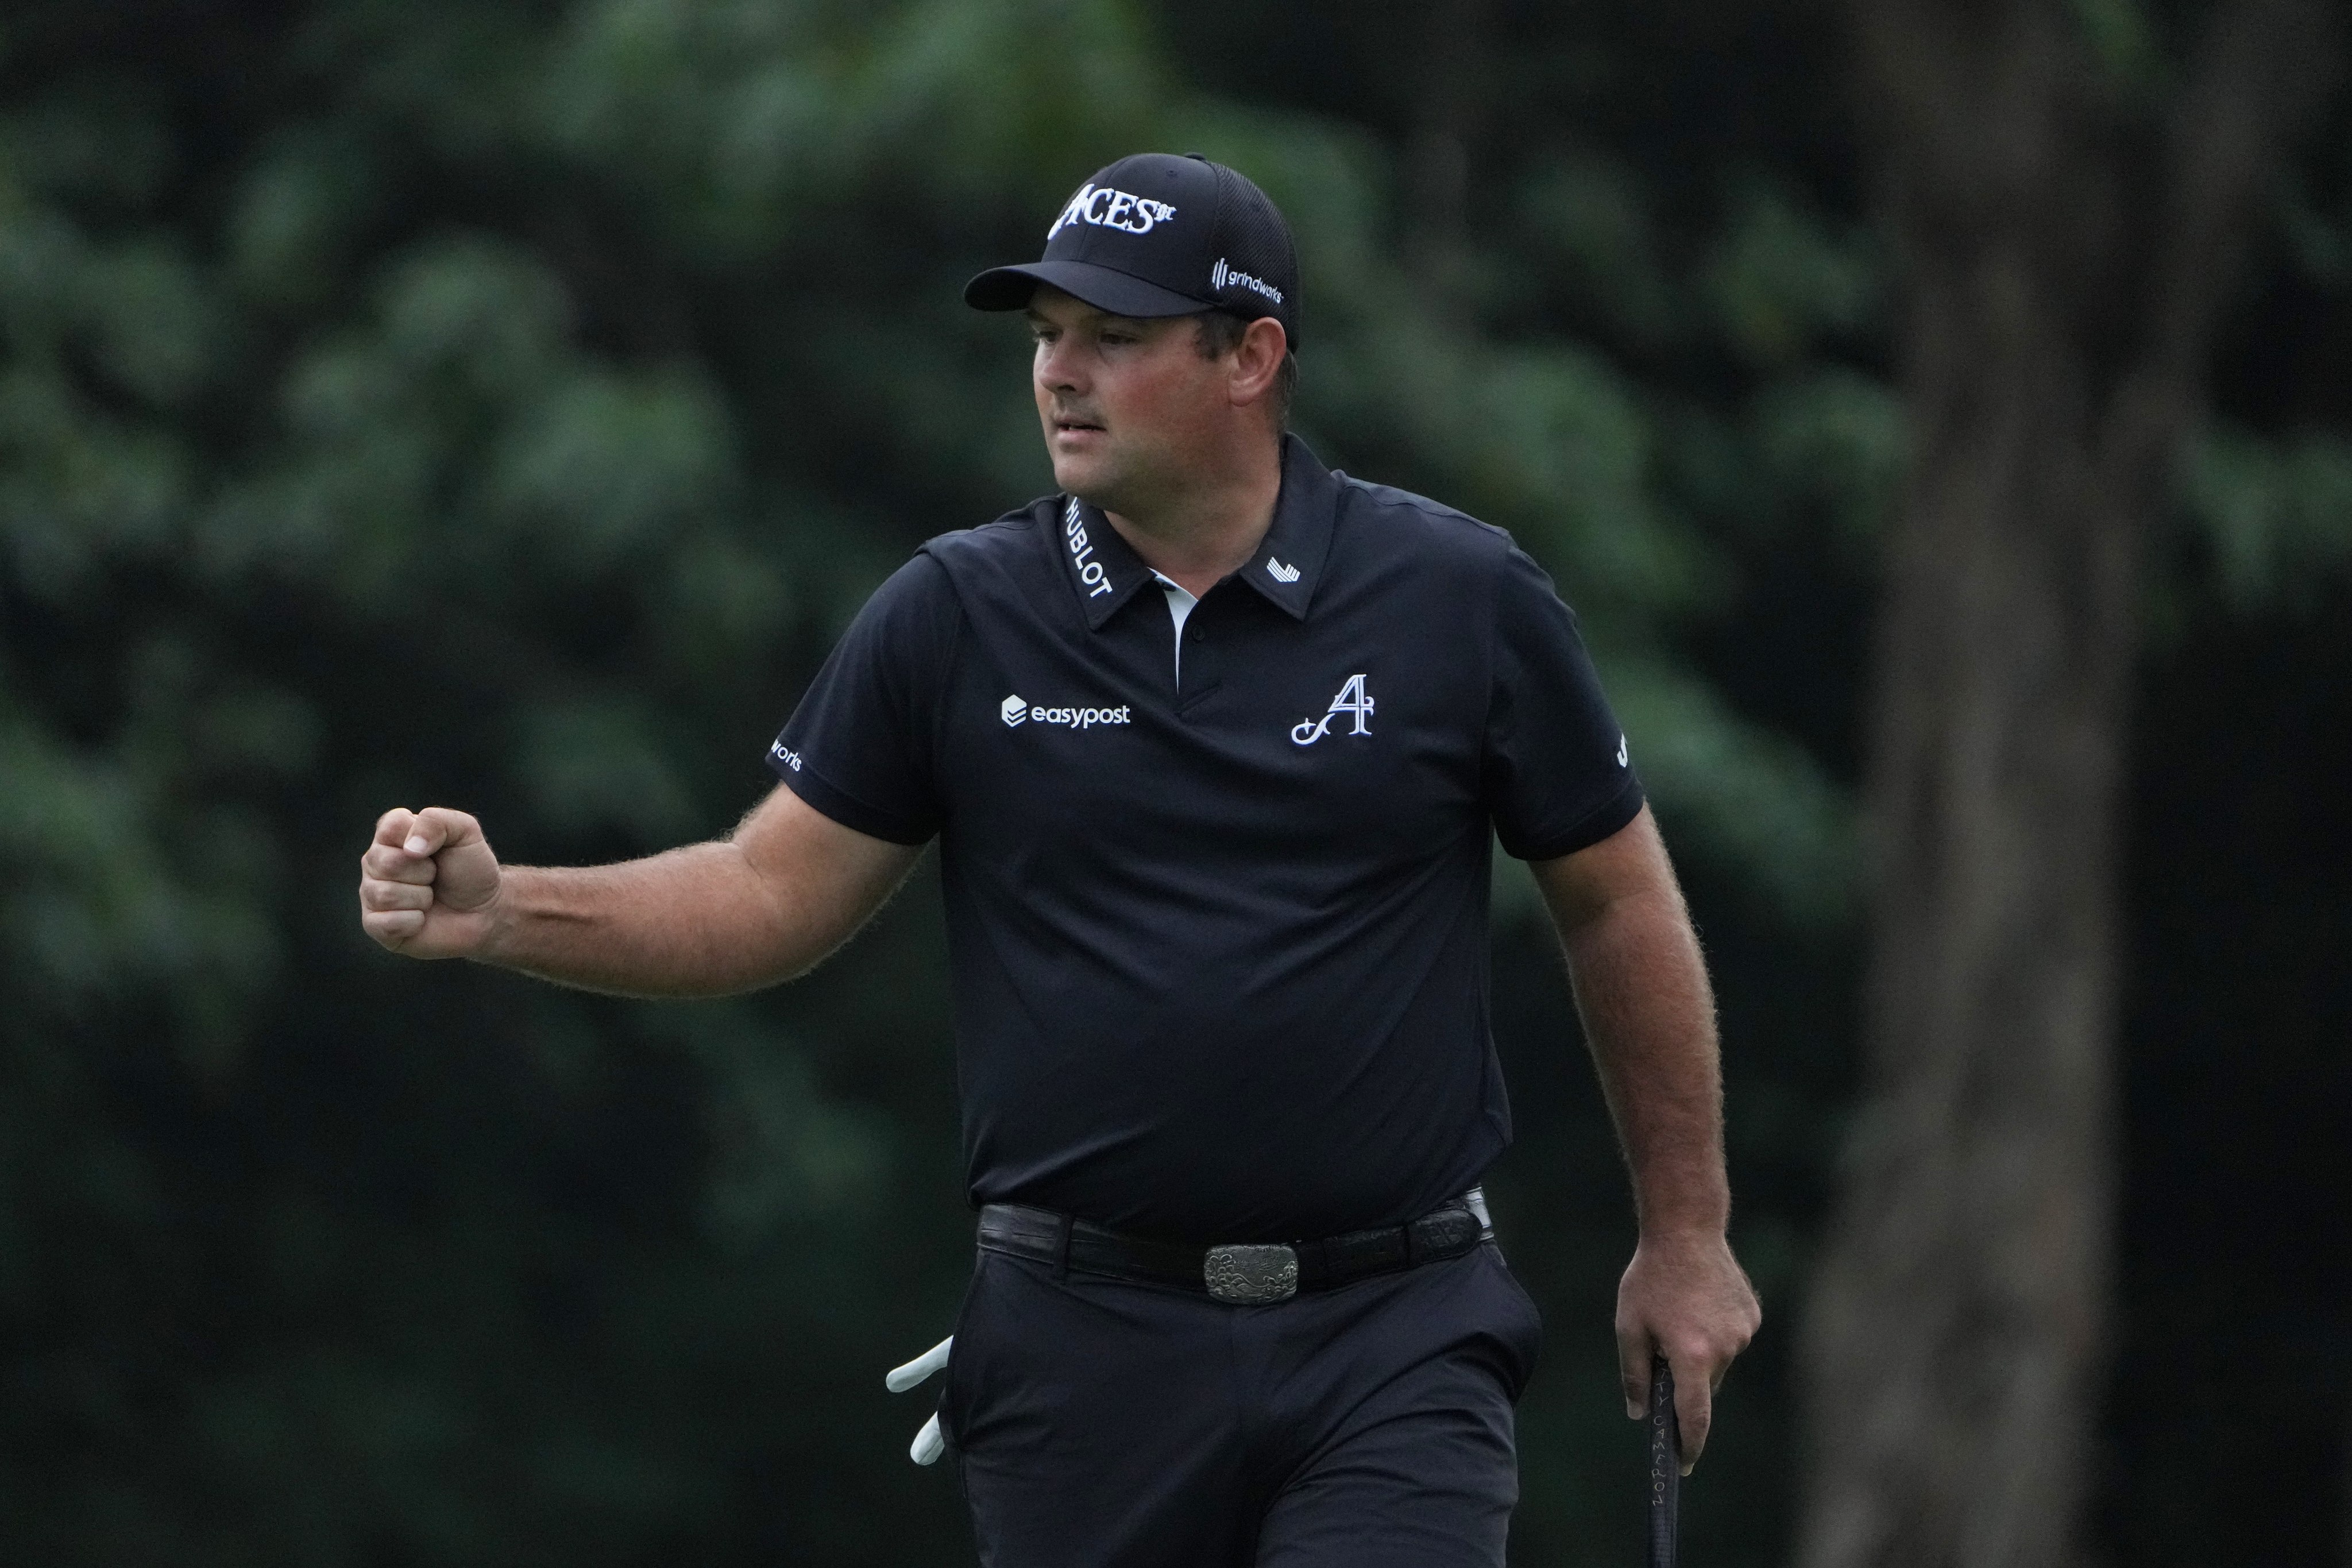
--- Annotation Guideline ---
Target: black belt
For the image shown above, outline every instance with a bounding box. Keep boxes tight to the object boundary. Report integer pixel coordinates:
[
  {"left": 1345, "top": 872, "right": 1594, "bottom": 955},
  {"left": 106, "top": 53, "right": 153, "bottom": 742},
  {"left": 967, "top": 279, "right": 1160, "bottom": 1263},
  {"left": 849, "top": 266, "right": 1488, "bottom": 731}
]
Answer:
[{"left": 976, "top": 1188, "right": 1494, "bottom": 1304}]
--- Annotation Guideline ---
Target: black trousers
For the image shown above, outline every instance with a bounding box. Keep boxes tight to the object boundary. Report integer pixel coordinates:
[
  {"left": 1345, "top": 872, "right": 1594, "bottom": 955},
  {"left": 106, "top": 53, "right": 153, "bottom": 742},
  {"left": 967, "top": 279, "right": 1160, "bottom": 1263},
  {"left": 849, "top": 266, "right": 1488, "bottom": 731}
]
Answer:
[{"left": 940, "top": 1238, "right": 1543, "bottom": 1567}]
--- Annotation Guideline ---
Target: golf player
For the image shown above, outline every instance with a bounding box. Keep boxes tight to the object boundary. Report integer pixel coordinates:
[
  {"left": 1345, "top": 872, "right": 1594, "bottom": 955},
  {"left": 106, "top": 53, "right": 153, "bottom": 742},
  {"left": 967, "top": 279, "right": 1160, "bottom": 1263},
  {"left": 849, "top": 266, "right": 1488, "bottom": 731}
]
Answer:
[{"left": 358, "top": 152, "right": 1759, "bottom": 1566}]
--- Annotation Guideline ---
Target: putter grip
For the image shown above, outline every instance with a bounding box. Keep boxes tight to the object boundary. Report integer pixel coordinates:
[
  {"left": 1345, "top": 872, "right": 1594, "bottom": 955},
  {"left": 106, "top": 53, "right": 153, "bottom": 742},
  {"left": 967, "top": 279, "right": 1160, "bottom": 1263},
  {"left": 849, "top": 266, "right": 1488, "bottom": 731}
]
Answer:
[{"left": 1648, "top": 1354, "right": 1680, "bottom": 1568}]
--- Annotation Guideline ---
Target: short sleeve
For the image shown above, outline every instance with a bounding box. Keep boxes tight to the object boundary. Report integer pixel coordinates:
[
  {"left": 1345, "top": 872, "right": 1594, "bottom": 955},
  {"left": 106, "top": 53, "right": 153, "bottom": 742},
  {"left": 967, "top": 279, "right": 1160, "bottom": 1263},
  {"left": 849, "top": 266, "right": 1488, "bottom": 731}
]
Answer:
[
  {"left": 765, "top": 551, "right": 961, "bottom": 845},
  {"left": 1484, "top": 543, "right": 1644, "bottom": 860}
]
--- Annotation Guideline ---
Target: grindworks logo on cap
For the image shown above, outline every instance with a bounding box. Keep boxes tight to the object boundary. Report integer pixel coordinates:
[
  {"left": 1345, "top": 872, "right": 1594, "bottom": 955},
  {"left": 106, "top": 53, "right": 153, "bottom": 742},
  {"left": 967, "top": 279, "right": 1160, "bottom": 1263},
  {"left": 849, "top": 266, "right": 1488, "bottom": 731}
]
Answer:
[
  {"left": 1211, "top": 257, "right": 1283, "bottom": 304},
  {"left": 1048, "top": 184, "right": 1179, "bottom": 240}
]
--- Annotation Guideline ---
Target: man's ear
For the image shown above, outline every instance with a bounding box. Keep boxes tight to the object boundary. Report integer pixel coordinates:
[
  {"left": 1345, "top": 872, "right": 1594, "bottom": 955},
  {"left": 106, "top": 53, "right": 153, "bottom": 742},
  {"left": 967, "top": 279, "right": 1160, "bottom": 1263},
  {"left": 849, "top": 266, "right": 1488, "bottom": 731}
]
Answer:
[{"left": 1229, "top": 316, "right": 1289, "bottom": 409}]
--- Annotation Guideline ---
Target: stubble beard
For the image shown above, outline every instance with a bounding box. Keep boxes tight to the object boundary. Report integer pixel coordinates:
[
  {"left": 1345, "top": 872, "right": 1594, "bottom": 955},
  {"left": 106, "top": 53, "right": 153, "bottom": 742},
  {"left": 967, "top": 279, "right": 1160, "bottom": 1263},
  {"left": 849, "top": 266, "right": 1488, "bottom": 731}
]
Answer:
[{"left": 1050, "top": 437, "right": 1146, "bottom": 519}]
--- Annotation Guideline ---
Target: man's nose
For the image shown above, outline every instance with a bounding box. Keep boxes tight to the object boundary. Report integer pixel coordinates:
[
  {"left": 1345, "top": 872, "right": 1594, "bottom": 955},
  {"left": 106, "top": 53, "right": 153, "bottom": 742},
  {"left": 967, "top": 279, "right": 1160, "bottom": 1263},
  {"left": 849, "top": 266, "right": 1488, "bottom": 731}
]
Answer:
[{"left": 1036, "top": 335, "right": 1086, "bottom": 392}]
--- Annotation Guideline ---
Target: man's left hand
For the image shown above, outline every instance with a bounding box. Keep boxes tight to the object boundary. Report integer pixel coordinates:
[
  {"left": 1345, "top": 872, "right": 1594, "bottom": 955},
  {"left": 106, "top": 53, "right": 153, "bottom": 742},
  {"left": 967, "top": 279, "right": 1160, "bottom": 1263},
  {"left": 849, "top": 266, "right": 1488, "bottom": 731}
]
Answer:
[{"left": 1615, "top": 1230, "right": 1760, "bottom": 1473}]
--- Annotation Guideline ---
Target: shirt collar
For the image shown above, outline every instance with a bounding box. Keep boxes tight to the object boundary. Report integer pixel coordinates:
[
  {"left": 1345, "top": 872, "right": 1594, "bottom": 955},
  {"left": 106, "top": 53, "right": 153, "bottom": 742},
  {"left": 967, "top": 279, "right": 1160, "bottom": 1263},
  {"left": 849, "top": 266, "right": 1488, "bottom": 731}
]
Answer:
[
  {"left": 1234, "top": 435, "right": 1338, "bottom": 621},
  {"left": 1053, "top": 435, "right": 1341, "bottom": 628},
  {"left": 1054, "top": 493, "right": 1157, "bottom": 630}
]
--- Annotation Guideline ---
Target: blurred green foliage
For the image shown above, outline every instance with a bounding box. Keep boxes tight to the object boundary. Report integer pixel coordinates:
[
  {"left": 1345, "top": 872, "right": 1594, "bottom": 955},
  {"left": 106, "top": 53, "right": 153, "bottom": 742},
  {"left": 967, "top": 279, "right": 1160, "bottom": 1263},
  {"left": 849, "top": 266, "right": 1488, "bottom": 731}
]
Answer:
[{"left": 1, "top": 2, "right": 2346, "bottom": 1563}]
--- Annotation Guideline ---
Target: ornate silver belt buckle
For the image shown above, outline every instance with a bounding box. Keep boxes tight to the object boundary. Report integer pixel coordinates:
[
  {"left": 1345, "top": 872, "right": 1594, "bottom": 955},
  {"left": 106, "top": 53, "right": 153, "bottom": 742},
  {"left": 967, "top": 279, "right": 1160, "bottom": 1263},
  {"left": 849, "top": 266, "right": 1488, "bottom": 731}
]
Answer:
[{"left": 1203, "top": 1243, "right": 1299, "bottom": 1304}]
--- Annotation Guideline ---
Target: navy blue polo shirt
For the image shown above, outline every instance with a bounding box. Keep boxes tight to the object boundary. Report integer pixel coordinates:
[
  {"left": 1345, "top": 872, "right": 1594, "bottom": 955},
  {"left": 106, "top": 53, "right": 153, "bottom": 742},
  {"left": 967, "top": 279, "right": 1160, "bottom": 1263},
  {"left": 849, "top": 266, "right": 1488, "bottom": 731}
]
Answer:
[{"left": 767, "top": 438, "right": 1641, "bottom": 1241}]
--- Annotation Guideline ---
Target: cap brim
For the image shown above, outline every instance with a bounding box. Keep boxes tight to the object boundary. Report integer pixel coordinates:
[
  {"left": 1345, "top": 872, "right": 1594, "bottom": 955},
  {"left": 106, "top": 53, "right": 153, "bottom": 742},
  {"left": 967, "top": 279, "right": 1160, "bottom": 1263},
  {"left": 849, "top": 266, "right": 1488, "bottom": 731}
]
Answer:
[{"left": 964, "top": 260, "right": 1207, "bottom": 318}]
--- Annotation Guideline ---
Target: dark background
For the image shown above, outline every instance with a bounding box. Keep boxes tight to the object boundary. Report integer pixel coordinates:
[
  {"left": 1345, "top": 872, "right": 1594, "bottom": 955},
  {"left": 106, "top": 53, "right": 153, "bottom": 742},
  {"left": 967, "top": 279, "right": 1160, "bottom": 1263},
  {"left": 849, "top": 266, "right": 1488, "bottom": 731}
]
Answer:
[{"left": 1, "top": 2, "right": 2345, "bottom": 1563}]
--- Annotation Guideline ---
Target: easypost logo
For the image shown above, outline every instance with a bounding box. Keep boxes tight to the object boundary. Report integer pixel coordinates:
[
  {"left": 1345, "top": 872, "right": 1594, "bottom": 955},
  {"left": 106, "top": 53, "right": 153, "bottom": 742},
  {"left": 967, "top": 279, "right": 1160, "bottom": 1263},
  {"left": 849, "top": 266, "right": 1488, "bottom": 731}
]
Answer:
[{"left": 1003, "top": 693, "right": 1131, "bottom": 730}]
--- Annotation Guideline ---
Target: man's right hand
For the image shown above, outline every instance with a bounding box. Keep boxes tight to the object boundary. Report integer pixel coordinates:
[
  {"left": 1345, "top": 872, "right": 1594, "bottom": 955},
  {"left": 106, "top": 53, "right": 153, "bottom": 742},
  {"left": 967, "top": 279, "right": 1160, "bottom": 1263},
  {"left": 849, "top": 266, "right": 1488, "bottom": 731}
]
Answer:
[{"left": 358, "top": 806, "right": 504, "bottom": 959}]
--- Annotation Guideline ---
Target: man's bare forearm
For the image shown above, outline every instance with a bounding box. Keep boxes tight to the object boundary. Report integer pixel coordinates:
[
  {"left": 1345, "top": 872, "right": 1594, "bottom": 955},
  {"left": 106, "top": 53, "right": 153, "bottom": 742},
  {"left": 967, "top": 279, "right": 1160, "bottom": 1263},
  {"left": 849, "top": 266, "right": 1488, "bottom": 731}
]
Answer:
[
  {"left": 1533, "top": 812, "right": 1757, "bottom": 1455},
  {"left": 1535, "top": 817, "right": 1729, "bottom": 1237},
  {"left": 362, "top": 789, "right": 921, "bottom": 991},
  {"left": 1562, "top": 882, "right": 1727, "bottom": 1235},
  {"left": 480, "top": 842, "right": 816, "bottom": 998}
]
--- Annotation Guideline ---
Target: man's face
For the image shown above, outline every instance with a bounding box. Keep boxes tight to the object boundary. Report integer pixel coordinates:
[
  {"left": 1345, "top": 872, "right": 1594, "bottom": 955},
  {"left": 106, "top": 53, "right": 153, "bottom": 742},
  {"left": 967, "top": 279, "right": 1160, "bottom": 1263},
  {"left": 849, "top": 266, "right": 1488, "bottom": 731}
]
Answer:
[{"left": 1028, "top": 287, "right": 1229, "bottom": 512}]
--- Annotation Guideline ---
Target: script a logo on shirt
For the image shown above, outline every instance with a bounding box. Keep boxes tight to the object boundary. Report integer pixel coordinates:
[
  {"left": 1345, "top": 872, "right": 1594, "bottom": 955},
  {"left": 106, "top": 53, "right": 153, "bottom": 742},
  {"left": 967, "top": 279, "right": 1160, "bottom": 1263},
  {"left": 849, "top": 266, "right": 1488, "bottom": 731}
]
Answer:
[
  {"left": 1293, "top": 674, "right": 1374, "bottom": 746},
  {"left": 1000, "top": 695, "right": 1029, "bottom": 728}
]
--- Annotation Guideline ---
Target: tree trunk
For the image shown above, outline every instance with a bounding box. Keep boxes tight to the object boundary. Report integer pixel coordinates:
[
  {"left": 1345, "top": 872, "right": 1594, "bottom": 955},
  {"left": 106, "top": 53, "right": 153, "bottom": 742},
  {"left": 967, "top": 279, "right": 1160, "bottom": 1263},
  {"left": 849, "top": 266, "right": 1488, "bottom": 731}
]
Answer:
[{"left": 1799, "top": 5, "right": 2335, "bottom": 1565}]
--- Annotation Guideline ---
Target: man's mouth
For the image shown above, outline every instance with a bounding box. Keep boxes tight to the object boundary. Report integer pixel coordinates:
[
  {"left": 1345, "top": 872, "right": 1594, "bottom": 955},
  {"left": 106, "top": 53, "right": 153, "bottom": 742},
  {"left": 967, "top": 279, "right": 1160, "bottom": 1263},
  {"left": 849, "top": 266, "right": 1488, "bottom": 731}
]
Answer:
[{"left": 1053, "top": 414, "right": 1104, "bottom": 435}]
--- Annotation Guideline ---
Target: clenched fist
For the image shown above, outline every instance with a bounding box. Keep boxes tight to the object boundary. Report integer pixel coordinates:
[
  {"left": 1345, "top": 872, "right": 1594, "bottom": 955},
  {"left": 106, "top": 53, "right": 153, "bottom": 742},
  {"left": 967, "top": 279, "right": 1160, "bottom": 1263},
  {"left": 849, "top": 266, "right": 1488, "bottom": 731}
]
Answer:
[{"left": 358, "top": 807, "right": 504, "bottom": 959}]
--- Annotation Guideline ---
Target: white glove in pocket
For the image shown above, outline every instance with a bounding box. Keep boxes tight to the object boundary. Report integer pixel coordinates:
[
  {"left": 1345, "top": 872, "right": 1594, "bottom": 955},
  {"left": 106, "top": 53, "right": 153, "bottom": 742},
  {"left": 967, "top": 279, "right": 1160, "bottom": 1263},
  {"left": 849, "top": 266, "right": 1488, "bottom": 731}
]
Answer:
[{"left": 886, "top": 1335, "right": 953, "bottom": 1466}]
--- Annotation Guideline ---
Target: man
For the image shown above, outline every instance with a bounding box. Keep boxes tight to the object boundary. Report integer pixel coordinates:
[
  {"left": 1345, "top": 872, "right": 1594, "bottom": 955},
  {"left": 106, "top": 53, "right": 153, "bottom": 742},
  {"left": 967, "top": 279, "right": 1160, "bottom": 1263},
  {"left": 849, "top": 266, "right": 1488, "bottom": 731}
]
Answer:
[{"left": 358, "top": 152, "right": 1758, "bottom": 1566}]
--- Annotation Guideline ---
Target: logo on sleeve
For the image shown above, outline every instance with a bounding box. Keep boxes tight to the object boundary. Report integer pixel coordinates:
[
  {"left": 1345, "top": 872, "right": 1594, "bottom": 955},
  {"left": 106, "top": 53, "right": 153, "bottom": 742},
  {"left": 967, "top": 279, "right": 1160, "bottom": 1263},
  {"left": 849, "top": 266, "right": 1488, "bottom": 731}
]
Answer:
[
  {"left": 1001, "top": 695, "right": 1029, "bottom": 727},
  {"left": 1292, "top": 674, "right": 1374, "bottom": 746},
  {"left": 1616, "top": 733, "right": 1629, "bottom": 767}
]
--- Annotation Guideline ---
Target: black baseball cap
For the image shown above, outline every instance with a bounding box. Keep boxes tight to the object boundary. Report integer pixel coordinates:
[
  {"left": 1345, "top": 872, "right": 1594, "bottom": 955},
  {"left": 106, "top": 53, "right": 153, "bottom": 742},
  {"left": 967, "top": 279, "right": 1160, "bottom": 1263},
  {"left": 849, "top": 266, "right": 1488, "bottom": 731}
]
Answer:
[{"left": 965, "top": 153, "right": 1301, "bottom": 351}]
